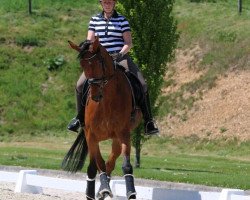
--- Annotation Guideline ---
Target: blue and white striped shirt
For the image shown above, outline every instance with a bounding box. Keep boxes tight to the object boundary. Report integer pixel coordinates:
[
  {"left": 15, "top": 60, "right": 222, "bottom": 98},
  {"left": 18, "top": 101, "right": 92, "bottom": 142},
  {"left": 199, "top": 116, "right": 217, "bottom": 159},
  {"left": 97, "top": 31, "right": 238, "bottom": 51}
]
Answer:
[{"left": 88, "top": 10, "right": 131, "bottom": 53}]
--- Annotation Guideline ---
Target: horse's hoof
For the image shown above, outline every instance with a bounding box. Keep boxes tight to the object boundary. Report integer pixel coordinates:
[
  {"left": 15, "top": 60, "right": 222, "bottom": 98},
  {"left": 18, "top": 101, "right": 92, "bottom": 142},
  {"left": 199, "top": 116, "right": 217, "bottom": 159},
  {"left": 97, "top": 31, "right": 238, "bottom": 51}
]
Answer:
[
  {"left": 104, "top": 196, "right": 112, "bottom": 200},
  {"left": 86, "top": 195, "right": 95, "bottom": 200},
  {"left": 128, "top": 192, "right": 136, "bottom": 199},
  {"left": 96, "top": 190, "right": 113, "bottom": 199}
]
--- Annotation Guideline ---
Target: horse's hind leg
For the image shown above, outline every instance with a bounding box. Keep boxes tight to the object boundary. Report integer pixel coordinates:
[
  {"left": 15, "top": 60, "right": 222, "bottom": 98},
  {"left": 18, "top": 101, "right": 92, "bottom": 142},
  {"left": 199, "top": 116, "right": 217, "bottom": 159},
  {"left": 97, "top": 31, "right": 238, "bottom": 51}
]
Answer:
[{"left": 121, "top": 138, "right": 136, "bottom": 199}]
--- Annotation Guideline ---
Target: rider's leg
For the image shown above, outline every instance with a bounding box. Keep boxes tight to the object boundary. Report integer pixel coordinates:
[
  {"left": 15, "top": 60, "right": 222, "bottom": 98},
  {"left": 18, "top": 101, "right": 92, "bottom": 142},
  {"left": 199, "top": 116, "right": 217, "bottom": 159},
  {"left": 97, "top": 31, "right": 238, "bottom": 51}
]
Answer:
[
  {"left": 124, "top": 55, "right": 159, "bottom": 136},
  {"left": 67, "top": 73, "right": 88, "bottom": 132}
]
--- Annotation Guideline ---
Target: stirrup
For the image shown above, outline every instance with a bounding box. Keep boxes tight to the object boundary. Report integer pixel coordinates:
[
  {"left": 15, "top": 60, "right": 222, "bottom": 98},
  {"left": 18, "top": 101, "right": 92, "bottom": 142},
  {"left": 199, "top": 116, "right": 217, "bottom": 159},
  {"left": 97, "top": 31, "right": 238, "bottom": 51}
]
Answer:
[{"left": 145, "top": 120, "right": 159, "bottom": 136}]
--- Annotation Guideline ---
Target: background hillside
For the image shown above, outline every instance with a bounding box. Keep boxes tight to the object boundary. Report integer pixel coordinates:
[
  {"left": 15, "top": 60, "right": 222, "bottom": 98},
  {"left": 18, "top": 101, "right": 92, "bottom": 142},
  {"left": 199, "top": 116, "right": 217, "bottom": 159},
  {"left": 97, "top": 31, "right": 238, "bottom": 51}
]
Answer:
[
  {"left": 158, "top": 0, "right": 250, "bottom": 141},
  {"left": 0, "top": 0, "right": 249, "bottom": 142}
]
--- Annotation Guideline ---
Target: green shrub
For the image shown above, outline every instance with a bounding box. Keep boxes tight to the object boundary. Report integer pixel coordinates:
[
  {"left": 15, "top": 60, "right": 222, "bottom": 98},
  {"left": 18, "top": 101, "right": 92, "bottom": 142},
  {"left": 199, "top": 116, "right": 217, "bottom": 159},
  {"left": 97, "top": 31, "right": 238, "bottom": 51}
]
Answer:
[
  {"left": 45, "top": 55, "right": 65, "bottom": 71},
  {"left": 217, "top": 31, "right": 237, "bottom": 42},
  {"left": 0, "top": 37, "right": 6, "bottom": 44},
  {"left": 0, "top": 49, "right": 13, "bottom": 70},
  {"left": 15, "top": 36, "right": 44, "bottom": 47}
]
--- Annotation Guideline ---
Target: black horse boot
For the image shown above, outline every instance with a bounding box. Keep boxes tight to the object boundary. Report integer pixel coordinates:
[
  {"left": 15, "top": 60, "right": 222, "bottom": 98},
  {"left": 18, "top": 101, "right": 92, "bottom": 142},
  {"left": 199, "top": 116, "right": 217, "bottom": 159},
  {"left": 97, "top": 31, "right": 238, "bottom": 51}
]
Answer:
[
  {"left": 67, "top": 90, "right": 85, "bottom": 132},
  {"left": 140, "top": 92, "right": 159, "bottom": 136}
]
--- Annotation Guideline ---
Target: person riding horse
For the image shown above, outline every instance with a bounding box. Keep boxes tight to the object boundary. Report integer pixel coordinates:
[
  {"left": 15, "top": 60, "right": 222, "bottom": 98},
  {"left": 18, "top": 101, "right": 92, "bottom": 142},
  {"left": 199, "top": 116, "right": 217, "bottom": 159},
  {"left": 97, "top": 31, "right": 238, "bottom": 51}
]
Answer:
[{"left": 67, "top": 0, "right": 159, "bottom": 136}]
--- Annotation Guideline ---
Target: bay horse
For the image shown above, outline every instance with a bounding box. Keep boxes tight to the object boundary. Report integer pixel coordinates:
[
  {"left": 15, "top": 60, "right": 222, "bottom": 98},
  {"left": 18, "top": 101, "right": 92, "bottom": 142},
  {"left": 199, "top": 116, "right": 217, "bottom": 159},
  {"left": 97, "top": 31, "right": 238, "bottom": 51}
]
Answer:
[{"left": 62, "top": 37, "right": 142, "bottom": 200}]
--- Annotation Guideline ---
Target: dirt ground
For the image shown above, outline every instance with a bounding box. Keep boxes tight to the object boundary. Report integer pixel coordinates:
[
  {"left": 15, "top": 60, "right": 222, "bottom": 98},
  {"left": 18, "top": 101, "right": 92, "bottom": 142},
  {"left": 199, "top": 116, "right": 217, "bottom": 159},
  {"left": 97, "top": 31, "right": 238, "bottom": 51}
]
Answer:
[
  {"left": 159, "top": 46, "right": 250, "bottom": 141},
  {"left": 0, "top": 182, "right": 87, "bottom": 200}
]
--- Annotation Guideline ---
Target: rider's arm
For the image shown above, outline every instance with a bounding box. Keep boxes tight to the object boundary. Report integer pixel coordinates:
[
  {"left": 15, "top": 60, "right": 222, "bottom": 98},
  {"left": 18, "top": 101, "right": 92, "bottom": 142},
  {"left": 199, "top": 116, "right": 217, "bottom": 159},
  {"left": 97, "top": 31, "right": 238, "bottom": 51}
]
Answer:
[
  {"left": 87, "top": 30, "right": 95, "bottom": 42},
  {"left": 120, "top": 31, "right": 133, "bottom": 56}
]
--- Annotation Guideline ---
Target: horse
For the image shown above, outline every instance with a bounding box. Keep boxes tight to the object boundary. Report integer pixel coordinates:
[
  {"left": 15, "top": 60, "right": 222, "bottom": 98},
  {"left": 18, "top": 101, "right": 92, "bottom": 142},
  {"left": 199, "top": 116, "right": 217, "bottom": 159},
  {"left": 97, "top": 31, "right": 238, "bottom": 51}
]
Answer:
[{"left": 62, "top": 37, "right": 142, "bottom": 200}]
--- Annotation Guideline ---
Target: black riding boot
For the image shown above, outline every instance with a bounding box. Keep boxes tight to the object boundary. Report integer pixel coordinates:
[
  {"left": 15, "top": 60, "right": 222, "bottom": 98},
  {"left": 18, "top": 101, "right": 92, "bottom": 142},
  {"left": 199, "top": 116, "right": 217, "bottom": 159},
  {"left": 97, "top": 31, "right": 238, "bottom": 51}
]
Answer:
[
  {"left": 67, "top": 81, "right": 88, "bottom": 132},
  {"left": 140, "top": 92, "right": 159, "bottom": 136},
  {"left": 67, "top": 90, "right": 85, "bottom": 132}
]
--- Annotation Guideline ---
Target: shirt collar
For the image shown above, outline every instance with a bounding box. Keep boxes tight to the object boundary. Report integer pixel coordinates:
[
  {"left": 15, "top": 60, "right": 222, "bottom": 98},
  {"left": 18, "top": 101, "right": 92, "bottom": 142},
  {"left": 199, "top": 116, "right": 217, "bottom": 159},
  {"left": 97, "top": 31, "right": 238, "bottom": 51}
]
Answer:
[{"left": 98, "top": 10, "right": 119, "bottom": 19}]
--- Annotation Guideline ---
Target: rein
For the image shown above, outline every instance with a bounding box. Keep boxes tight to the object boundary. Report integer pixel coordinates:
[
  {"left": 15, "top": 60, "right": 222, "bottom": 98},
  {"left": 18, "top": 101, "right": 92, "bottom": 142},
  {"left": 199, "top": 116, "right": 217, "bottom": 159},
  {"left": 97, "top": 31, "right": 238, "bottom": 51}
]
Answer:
[
  {"left": 84, "top": 53, "right": 98, "bottom": 61},
  {"left": 86, "top": 51, "right": 114, "bottom": 85},
  {"left": 82, "top": 48, "right": 115, "bottom": 101}
]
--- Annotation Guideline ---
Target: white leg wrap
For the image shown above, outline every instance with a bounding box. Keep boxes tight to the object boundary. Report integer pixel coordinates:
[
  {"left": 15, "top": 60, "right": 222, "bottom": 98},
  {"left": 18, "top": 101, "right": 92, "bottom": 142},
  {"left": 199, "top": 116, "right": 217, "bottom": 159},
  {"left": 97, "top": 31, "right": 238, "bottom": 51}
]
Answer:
[
  {"left": 86, "top": 176, "right": 96, "bottom": 181},
  {"left": 123, "top": 174, "right": 134, "bottom": 178},
  {"left": 85, "top": 195, "right": 95, "bottom": 200}
]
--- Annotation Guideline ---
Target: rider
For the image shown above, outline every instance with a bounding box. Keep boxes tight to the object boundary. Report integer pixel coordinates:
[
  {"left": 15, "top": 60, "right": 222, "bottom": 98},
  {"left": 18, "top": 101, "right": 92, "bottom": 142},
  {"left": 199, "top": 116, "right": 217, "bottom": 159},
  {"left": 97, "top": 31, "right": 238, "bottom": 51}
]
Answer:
[{"left": 67, "top": 0, "right": 159, "bottom": 136}]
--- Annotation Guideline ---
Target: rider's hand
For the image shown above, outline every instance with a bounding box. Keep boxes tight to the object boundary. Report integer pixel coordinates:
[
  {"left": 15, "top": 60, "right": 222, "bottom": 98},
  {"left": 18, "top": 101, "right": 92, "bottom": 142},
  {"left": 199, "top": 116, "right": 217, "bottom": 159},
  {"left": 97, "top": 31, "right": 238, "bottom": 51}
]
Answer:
[
  {"left": 79, "top": 40, "right": 91, "bottom": 49},
  {"left": 115, "top": 52, "right": 124, "bottom": 62}
]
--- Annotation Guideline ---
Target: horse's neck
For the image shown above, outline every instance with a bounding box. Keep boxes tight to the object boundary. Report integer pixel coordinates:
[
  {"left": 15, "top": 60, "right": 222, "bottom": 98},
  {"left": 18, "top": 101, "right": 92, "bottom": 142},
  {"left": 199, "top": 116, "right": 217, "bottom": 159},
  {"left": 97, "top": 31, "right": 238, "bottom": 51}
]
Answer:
[
  {"left": 105, "top": 70, "right": 128, "bottom": 96},
  {"left": 101, "top": 48, "right": 115, "bottom": 76},
  {"left": 100, "top": 48, "right": 130, "bottom": 97}
]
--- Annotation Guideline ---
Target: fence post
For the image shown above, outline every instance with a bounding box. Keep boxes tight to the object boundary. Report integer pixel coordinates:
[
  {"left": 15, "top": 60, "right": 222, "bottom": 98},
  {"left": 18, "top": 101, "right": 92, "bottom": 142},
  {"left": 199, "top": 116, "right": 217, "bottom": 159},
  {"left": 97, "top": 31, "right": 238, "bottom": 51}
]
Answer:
[
  {"left": 28, "top": 0, "right": 32, "bottom": 14},
  {"left": 14, "top": 170, "right": 43, "bottom": 194},
  {"left": 238, "top": 0, "right": 242, "bottom": 14}
]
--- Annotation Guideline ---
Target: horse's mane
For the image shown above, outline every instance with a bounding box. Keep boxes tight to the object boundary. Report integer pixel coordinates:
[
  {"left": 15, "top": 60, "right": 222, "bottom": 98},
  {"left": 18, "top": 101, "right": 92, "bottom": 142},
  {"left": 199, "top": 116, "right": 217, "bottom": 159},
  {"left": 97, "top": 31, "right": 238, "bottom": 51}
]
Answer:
[{"left": 77, "top": 40, "right": 92, "bottom": 60}]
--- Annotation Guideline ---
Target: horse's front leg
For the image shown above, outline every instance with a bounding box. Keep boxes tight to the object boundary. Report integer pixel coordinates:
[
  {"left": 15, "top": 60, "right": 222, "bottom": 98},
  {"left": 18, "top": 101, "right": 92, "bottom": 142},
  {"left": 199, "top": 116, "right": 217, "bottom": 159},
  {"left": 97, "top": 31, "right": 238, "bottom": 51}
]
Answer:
[
  {"left": 121, "top": 140, "right": 136, "bottom": 199},
  {"left": 95, "top": 144, "right": 113, "bottom": 199},
  {"left": 86, "top": 158, "right": 97, "bottom": 200},
  {"left": 106, "top": 139, "right": 122, "bottom": 177}
]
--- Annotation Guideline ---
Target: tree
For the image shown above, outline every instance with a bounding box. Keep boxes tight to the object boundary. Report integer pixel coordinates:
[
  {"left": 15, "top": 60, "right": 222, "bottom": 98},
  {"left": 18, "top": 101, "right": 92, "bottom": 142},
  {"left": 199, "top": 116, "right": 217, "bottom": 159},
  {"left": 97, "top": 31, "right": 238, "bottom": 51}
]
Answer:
[{"left": 118, "top": 0, "right": 179, "bottom": 167}]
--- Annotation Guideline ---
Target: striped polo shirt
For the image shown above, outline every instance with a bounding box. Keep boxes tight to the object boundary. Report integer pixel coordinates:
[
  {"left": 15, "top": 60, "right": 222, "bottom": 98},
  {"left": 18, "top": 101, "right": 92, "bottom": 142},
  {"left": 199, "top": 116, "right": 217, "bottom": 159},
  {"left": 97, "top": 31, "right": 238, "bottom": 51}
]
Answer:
[{"left": 88, "top": 10, "right": 131, "bottom": 53}]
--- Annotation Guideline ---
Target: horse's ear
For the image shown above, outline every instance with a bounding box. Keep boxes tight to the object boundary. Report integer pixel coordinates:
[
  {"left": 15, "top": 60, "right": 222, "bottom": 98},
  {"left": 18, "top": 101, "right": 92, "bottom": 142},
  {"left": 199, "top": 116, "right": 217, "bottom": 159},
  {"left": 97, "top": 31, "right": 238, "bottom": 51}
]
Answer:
[
  {"left": 91, "top": 37, "right": 100, "bottom": 53},
  {"left": 68, "top": 40, "right": 81, "bottom": 52}
]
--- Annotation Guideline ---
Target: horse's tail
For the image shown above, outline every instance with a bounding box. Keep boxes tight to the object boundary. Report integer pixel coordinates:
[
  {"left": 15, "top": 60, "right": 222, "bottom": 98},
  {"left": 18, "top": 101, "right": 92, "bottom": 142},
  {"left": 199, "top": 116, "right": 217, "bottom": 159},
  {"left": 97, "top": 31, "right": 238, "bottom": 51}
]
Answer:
[{"left": 61, "top": 128, "right": 88, "bottom": 173}]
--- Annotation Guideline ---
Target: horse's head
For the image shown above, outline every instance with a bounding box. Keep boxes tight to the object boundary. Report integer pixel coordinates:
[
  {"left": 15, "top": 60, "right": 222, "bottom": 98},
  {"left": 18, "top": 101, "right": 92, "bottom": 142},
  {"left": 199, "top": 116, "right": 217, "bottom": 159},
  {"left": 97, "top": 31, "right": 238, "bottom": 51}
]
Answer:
[{"left": 68, "top": 38, "right": 114, "bottom": 102}]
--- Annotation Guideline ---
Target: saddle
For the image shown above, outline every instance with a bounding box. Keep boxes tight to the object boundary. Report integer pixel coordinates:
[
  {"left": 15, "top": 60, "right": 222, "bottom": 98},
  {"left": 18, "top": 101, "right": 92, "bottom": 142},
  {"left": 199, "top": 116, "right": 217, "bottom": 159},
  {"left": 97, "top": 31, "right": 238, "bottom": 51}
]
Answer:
[{"left": 115, "top": 63, "right": 144, "bottom": 120}]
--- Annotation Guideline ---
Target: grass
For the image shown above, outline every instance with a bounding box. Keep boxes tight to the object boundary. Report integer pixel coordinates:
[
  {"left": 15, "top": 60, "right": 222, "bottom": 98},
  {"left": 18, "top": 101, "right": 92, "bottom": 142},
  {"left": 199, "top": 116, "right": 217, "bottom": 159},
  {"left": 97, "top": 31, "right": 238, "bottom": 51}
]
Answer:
[
  {"left": 0, "top": 135, "right": 250, "bottom": 189},
  {"left": 0, "top": 0, "right": 99, "bottom": 136}
]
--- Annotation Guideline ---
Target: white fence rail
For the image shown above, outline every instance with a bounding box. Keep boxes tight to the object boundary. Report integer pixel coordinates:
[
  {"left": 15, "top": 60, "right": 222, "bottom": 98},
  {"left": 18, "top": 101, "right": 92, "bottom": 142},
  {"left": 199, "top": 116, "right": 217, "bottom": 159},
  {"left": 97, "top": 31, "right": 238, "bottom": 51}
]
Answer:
[{"left": 0, "top": 170, "right": 249, "bottom": 200}]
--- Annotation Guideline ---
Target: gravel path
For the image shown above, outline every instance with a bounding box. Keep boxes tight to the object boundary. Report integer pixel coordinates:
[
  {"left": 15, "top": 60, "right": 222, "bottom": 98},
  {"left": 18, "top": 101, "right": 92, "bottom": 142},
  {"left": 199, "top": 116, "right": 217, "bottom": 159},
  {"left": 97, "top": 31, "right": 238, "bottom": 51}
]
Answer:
[
  {"left": 0, "top": 166, "right": 97, "bottom": 200},
  {"left": 0, "top": 182, "right": 86, "bottom": 200}
]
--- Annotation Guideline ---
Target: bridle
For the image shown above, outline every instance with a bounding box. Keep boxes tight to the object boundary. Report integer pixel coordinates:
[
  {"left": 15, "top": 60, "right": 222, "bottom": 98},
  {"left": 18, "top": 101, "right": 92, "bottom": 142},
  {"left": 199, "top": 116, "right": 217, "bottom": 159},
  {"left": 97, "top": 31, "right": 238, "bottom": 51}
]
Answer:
[{"left": 82, "top": 48, "right": 114, "bottom": 102}]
